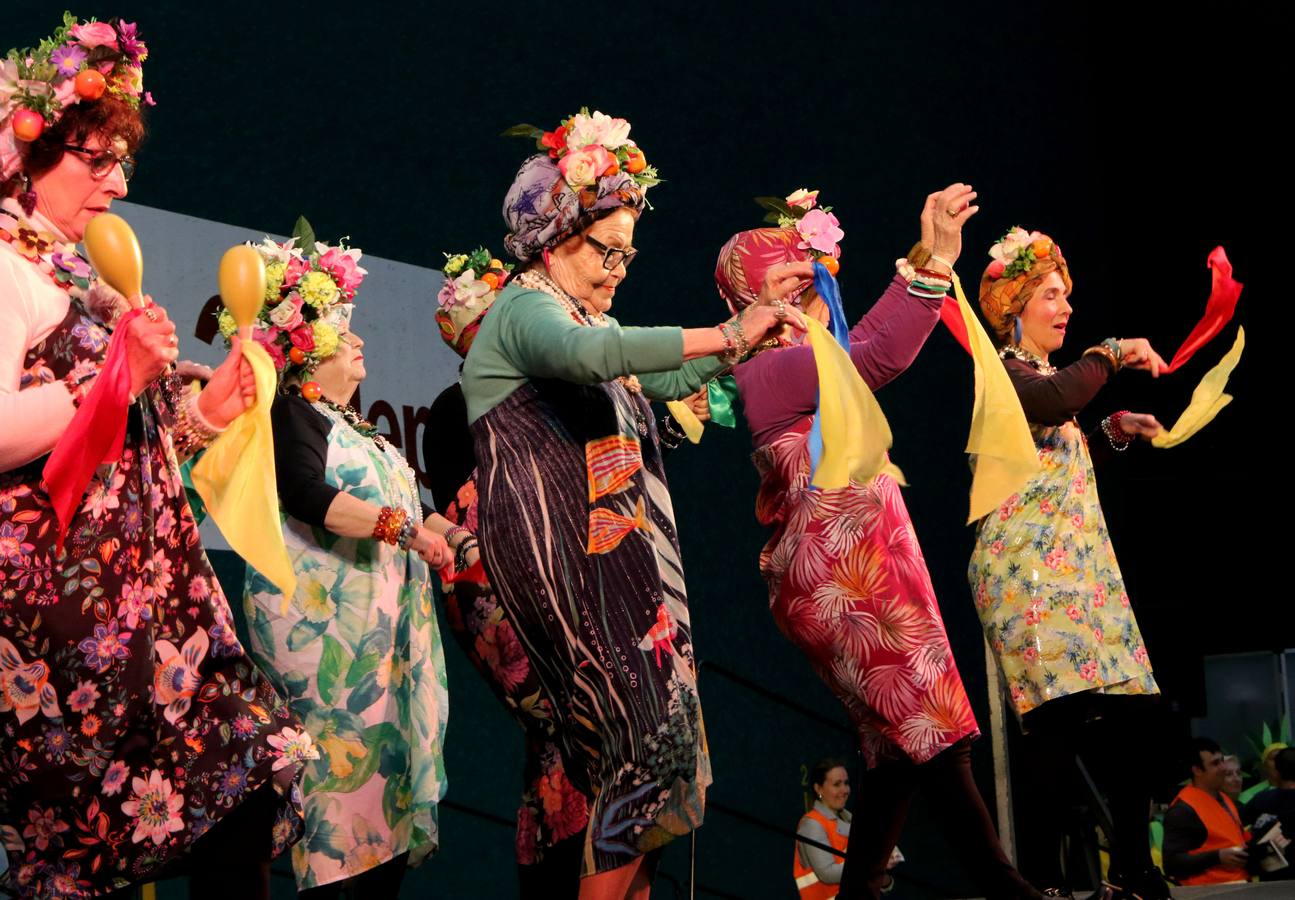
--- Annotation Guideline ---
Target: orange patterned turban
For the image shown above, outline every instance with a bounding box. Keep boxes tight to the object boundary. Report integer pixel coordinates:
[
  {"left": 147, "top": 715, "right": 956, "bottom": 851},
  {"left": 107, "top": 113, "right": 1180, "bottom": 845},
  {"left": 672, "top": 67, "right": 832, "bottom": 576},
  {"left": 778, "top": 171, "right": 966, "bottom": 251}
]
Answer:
[{"left": 978, "top": 227, "right": 1071, "bottom": 342}]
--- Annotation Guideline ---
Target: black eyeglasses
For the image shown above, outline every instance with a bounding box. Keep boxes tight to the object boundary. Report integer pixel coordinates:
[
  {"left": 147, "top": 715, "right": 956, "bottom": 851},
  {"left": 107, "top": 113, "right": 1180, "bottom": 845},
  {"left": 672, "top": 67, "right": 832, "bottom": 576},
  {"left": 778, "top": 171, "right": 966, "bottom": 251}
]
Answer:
[
  {"left": 585, "top": 235, "right": 638, "bottom": 270},
  {"left": 63, "top": 145, "right": 136, "bottom": 182}
]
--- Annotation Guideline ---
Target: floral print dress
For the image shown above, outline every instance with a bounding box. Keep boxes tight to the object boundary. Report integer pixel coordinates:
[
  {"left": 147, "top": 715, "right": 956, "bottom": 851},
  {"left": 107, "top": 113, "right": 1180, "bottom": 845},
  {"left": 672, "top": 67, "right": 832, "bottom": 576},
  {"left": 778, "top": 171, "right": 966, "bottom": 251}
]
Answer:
[
  {"left": 968, "top": 418, "right": 1158, "bottom": 717},
  {"left": 243, "top": 401, "right": 448, "bottom": 889},
  {"left": 0, "top": 214, "right": 309, "bottom": 899},
  {"left": 754, "top": 422, "right": 979, "bottom": 766}
]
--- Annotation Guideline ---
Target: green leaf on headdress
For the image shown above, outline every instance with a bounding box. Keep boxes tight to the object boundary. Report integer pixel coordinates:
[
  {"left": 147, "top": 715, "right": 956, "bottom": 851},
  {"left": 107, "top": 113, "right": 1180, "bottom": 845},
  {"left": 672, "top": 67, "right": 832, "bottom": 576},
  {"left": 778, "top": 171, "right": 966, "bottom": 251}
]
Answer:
[
  {"left": 501, "top": 124, "right": 544, "bottom": 140},
  {"left": 1264, "top": 722, "right": 1274, "bottom": 746},
  {"left": 292, "top": 216, "right": 317, "bottom": 254},
  {"left": 755, "top": 196, "right": 802, "bottom": 225}
]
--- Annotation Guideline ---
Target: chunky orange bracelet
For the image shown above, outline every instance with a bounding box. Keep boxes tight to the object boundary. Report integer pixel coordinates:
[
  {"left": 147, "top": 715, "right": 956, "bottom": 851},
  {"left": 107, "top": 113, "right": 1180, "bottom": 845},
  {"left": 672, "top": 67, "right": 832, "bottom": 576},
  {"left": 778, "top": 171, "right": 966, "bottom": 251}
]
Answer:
[{"left": 372, "top": 506, "right": 408, "bottom": 545}]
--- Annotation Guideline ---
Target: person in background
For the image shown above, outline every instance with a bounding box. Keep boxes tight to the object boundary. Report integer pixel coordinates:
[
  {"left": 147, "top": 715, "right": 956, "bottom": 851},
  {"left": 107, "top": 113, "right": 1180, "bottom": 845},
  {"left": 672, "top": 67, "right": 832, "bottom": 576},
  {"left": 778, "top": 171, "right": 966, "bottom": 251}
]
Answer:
[
  {"left": 795, "top": 758, "right": 901, "bottom": 899},
  {"left": 1243, "top": 747, "right": 1295, "bottom": 881},
  {"left": 1163, "top": 738, "right": 1249, "bottom": 886},
  {"left": 1222, "top": 756, "right": 1244, "bottom": 802}
]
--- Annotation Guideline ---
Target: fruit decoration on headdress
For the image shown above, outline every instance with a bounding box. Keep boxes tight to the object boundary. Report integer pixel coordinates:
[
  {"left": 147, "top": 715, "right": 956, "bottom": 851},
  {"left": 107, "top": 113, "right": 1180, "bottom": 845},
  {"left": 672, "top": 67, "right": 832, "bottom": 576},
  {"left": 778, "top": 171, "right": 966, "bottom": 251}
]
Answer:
[
  {"left": 217, "top": 216, "right": 367, "bottom": 382},
  {"left": 755, "top": 188, "right": 844, "bottom": 274},
  {"left": 2, "top": 12, "right": 153, "bottom": 181},
  {"left": 985, "top": 227, "right": 1057, "bottom": 281}
]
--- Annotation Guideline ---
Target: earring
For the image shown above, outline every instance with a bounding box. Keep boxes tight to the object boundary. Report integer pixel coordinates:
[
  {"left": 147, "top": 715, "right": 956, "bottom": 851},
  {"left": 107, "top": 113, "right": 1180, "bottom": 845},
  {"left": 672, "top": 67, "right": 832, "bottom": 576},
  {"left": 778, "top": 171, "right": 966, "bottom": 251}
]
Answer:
[
  {"left": 18, "top": 174, "right": 37, "bottom": 217},
  {"left": 1012, "top": 317, "right": 1023, "bottom": 345}
]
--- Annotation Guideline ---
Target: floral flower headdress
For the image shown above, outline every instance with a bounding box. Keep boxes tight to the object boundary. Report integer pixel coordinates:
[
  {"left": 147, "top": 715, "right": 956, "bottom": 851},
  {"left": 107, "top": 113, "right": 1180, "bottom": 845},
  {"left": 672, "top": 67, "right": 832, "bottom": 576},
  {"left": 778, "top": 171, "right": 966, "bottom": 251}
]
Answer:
[
  {"left": 2, "top": 12, "right": 153, "bottom": 183},
  {"left": 506, "top": 108, "right": 661, "bottom": 194},
  {"left": 436, "top": 247, "right": 513, "bottom": 357},
  {"left": 985, "top": 227, "right": 1058, "bottom": 281},
  {"left": 754, "top": 188, "right": 844, "bottom": 273},
  {"left": 217, "top": 216, "right": 367, "bottom": 381}
]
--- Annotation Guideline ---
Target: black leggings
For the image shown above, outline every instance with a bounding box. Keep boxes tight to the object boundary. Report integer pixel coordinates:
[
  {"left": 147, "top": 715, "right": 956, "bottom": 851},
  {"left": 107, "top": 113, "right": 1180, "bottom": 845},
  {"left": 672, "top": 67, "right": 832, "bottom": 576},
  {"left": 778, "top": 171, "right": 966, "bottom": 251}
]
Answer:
[
  {"left": 298, "top": 852, "right": 410, "bottom": 900},
  {"left": 1013, "top": 693, "right": 1160, "bottom": 889},
  {"left": 101, "top": 782, "right": 280, "bottom": 900},
  {"left": 837, "top": 738, "right": 1040, "bottom": 900}
]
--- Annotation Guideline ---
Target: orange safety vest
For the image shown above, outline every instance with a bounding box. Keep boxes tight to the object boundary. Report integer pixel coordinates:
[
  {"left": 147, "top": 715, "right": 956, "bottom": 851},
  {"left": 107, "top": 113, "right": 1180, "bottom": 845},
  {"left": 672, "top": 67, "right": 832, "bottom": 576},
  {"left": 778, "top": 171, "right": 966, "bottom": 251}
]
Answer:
[
  {"left": 1170, "top": 785, "right": 1250, "bottom": 886},
  {"left": 793, "top": 808, "right": 850, "bottom": 899}
]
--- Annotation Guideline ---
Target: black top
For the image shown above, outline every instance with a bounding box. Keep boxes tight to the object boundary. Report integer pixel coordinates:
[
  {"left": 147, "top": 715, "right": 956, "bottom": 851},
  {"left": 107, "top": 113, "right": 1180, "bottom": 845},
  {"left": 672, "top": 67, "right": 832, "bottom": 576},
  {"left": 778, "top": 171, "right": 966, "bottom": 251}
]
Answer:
[
  {"left": 1005, "top": 353, "right": 1119, "bottom": 465},
  {"left": 1004, "top": 354, "right": 1114, "bottom": 426},
  {"left": 423, "top": 383, "right": 476, "bottom": 516},
  {"left": 270, "top": 393, "right": 341, "bottom": 527}
]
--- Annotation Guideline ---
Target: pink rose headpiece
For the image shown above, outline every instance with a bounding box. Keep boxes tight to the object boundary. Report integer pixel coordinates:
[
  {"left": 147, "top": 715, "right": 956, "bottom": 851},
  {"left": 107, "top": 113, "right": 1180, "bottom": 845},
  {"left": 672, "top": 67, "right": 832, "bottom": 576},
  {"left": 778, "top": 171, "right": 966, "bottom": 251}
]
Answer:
[
  {"left": 435, "top": 247, "right": 514, "bottom": 357},
  {"left": 715, "top": 189, "right": 845, "bottom": 317},
  {"left": 501, "top": 108, "right": 660, "bottom": 262},
  {"left": 217, "top": 217, "right": 368, "bottom": 380},
  {"left": 2, "top": 13, "right": 153, "bottom": 182}
]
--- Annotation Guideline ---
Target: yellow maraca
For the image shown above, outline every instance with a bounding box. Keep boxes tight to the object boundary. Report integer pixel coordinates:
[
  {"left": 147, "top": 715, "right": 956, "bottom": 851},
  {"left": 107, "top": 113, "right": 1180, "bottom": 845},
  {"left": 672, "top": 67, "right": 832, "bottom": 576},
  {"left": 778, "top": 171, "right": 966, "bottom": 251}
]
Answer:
[
  {"left": 83, "top": 213, "right": 143, "bottom": 305},
  {"left": 218, "top": 245, "right": 266, "bottom": 340}
]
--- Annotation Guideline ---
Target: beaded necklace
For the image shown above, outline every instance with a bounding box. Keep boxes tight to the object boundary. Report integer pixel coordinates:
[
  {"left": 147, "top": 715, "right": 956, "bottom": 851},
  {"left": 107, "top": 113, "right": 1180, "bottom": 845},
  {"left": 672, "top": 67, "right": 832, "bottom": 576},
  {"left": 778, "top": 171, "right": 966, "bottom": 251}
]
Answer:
[
  {"left": 515, "top": 269, "right": 649, "bottom": 436},
  {"left": 1000, "top": 343, "right": 1057, "bottom": 376},
  {"left": 316, "top": 395, "right": 421, "bottom": 512}
]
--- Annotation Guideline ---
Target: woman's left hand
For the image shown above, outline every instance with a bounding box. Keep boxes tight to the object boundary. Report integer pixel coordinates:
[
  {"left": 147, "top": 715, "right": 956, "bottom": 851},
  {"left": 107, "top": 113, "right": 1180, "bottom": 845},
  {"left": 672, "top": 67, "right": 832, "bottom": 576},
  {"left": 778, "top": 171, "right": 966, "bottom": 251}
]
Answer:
[
  {"left": 410, "top": 527, "right": 453, "bottom": 568},
  {"left": 196, "top": 336, "right": 257, "bottom": 429},
  {"left": 1118, "top": 412, "right": 1163, "bottom": 441}
]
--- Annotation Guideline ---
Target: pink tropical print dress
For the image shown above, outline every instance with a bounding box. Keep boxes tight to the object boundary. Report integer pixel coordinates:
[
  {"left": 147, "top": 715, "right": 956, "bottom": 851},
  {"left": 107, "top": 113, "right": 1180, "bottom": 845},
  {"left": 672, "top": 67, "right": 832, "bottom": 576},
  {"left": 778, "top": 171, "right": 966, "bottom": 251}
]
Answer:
[{"left": 754, "top": 422, "right": 979, "bottom": 766}]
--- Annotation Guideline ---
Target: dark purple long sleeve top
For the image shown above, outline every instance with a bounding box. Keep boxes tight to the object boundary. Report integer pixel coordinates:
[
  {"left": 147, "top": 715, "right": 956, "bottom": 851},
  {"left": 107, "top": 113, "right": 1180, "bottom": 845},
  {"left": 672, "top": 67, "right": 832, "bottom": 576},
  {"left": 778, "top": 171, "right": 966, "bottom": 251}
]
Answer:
[{"left": 734, "top": 275, "right": 943, "bottom": 447}]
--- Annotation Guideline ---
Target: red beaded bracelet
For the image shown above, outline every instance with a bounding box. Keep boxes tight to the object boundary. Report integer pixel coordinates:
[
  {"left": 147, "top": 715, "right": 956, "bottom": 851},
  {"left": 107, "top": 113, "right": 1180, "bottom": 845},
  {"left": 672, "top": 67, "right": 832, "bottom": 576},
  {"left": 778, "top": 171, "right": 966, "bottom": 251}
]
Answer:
[{"left": 372, "top": 506, "right": 408, "bottom": 545}]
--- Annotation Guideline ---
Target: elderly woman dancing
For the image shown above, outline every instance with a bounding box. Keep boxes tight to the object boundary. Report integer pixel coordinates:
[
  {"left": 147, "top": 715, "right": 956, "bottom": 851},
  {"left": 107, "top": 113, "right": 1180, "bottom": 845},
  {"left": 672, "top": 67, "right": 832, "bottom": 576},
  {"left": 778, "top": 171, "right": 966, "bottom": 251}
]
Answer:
[
  {"left": 461, "top": 110, "right": 807, "bottom": 899},
  {"left": 714, "top": 187, "right": 1043, "bottom": 900},
  {"left": 970, "top": 228, "right": 1170, "bottom": 900},
  {"left": 0, "top": 15, "right": 309, "bottom": 899}
]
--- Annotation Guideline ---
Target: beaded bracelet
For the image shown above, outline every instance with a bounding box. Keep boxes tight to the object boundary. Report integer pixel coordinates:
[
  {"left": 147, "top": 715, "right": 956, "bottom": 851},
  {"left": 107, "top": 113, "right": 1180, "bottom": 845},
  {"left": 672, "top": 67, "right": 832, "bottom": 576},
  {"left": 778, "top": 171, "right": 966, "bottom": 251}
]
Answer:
[
  {"left": 1101, "top": 410, "right": 1133, "bottom": 451},
  {"left": 172, "top": 390, "right": 224, "bottom": 459},
  {"left": 443, "top": 524, "right": 470, "bottom": 549},
  {"left": 455, "top": 538, "right": 479, "bottom": 572},
  {"left": 396, "top": 515, "right": 418, "bottom": 551},
  {"left": 717, "top": 323, "right": 739, "bottom": 365},
  {"left": 372, "top": 506, "right": 408, "bottom": 545}
]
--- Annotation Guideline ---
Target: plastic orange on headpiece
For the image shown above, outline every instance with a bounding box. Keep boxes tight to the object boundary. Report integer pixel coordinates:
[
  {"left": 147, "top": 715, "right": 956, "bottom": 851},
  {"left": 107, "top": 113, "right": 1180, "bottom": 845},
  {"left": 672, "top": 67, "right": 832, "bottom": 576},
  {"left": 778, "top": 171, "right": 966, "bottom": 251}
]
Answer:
[
  {"left": 83, "top": 213, "right": 143, "bottom": 301},
  {"left": 218, "top": 245, "right": 267, "bottom": 339}
]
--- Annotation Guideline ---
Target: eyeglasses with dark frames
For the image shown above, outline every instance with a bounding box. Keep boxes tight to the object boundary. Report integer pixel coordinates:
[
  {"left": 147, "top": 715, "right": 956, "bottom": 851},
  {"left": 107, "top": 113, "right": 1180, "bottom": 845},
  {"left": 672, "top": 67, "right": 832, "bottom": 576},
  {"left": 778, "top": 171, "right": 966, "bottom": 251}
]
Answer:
[
  {"left": 63, "top": 145, "right": 136, "bottom": 182},
  {"left": 584, "top": 235, "right": 638, "bottom": 270}
]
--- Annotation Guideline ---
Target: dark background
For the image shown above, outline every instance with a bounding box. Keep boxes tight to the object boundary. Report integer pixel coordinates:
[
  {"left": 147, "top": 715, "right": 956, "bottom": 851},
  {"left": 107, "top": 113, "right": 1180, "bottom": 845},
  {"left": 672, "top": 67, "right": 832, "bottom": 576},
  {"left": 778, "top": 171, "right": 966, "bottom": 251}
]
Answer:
[{"left": 11, "top": 3, "right": 1272, "bottom": 897}]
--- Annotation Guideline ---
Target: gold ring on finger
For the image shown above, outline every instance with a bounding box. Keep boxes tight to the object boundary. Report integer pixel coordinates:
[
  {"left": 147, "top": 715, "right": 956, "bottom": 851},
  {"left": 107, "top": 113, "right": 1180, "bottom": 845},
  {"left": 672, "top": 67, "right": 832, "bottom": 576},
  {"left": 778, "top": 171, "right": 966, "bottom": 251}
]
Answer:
[
  {"left": 946, "top": 208, "right": 959, "bottom": 218},
  {"left": 144, "top": 308, "right": 159, "bottom": 322}
]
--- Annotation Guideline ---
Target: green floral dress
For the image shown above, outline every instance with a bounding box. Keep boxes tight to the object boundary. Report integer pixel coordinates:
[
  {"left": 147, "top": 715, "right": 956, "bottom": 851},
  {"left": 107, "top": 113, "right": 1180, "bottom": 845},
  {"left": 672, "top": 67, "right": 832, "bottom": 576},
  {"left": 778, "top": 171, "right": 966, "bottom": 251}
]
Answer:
[{"left": 243, "top": 402, "right": 448, "bottom": 889}]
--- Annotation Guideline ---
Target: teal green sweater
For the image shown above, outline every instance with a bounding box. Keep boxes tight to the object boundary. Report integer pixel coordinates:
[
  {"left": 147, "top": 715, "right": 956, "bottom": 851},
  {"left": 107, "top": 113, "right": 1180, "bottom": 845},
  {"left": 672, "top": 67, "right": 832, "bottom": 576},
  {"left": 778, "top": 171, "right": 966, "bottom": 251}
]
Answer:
[{"left": 461, "top": 285, "right": 726, "bottom": 423}]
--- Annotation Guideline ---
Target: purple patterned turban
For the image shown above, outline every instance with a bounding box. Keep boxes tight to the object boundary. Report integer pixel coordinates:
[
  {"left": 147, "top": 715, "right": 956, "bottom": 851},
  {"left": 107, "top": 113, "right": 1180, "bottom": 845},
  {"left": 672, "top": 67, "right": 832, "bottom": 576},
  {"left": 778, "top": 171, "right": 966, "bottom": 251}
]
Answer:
[{"left": 502, "top": 154, "right": 646, "bottom": 263}]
